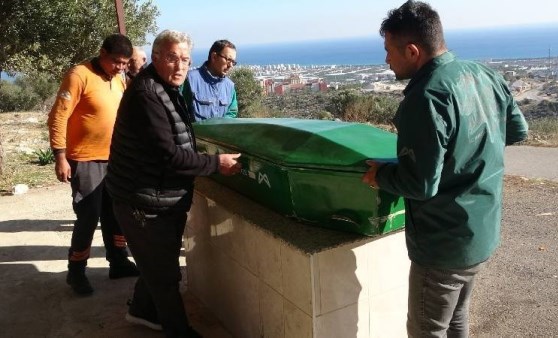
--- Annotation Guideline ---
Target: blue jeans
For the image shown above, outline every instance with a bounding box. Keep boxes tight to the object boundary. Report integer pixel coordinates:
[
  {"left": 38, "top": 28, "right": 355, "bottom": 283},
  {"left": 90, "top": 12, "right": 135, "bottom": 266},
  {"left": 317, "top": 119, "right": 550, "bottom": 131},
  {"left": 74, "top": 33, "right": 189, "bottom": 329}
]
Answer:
[{"left": 407, "top": 261, "right": 485, "bottom": 338}]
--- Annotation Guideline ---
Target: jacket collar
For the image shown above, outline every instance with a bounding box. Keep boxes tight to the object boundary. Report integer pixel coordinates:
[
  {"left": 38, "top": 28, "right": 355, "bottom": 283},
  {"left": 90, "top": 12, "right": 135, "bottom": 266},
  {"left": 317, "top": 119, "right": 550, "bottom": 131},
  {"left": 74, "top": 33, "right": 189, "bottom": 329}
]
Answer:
[
  {"left": 199, "top": 61, "right": 225, "bottom": 84},
  {"left": 90, "top": 57, "right": 112, "bottom": 81},
  {"left": 403, "top": 51, "right": 455, "bottom": 96}
]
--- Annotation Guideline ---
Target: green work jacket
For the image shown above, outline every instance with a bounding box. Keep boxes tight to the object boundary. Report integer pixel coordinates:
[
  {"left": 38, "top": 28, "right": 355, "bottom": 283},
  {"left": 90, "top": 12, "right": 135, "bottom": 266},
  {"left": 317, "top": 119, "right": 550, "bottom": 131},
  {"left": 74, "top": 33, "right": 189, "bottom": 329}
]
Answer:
[{"left": 376, "top": 52, "right": 528, "bottom": 268}]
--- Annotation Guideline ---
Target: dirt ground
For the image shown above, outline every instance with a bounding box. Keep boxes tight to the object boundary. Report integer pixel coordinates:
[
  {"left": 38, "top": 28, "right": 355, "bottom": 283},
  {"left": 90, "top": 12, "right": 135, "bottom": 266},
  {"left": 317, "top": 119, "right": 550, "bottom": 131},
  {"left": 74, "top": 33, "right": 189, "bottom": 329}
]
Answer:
[
  {"left": 0, "top": 177, "right": 556, "bottom": 338},
  {"left": 470, "top": 176, "right": 558, "bottom": 337}
]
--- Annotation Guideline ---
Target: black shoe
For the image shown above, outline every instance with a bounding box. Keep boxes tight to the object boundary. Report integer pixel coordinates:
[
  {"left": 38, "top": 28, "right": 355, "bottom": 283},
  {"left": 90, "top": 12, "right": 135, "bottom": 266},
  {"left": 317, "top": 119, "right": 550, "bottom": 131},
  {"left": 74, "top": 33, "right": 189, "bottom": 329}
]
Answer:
[
  {"left": 66, "top": 271, "right": 94, "bottom": 296},
  {"left": 109, "top": 258, "right": 140, "bottom": 279},
  {"left": 126, "top": 299, "right": 162, "bottom": 331},
  {"left": 183, "top": 326, "right": 202, "bottom": 338},
  {"left": 125, "top": 312, "right": 163, "bottom": 331}
]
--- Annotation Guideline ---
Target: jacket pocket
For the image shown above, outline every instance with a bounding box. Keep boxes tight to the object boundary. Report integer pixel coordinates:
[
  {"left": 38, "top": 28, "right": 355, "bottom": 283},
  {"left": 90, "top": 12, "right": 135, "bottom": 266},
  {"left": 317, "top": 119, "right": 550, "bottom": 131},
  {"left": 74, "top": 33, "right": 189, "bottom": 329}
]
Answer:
[
  {"left": 218, "top": 97, "right": 230, "bottom": 107},
  {"left": 193, "top": 92, "right": 213, "bottom": 105}
]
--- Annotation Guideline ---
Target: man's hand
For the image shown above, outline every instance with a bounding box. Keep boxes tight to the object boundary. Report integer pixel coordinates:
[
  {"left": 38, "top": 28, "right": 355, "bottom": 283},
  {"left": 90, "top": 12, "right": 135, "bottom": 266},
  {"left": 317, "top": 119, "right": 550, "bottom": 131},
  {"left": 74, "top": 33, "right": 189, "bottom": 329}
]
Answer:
[
  {"left": 362, "top": 160, "right": 381, "bottom": 188},
  {"left": 54, "top": 152, "right": 71, "bottom": 182},
  {"left": 218, "top": 153, "right": 242, "bottom": 176}
]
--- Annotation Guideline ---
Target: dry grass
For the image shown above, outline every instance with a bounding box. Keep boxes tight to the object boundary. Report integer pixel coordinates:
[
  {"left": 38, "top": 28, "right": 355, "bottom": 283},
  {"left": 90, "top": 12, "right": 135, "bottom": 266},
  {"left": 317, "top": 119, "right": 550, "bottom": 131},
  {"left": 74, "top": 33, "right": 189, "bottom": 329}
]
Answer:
[
  {"left": 526, "top": 117, "right": 558, "bottom": 147},
  {"left": 0, "top": 111, "right": 57, "bottom": 193}
]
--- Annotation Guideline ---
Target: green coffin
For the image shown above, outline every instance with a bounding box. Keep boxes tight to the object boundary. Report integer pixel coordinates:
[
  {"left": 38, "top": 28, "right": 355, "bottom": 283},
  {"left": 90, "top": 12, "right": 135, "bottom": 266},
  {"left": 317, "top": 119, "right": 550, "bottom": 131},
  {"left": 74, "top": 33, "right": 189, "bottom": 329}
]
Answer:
[{"left": 193, "top": 118, "right": 405, "bottom": 236}]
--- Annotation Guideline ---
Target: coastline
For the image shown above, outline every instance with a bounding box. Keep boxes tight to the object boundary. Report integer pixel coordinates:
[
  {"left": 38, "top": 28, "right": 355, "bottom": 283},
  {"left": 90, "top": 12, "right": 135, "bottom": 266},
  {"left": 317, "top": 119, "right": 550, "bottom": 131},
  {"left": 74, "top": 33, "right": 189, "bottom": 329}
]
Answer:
[{"left": 190, "top": 25, "right": 558, "bottom": 67}]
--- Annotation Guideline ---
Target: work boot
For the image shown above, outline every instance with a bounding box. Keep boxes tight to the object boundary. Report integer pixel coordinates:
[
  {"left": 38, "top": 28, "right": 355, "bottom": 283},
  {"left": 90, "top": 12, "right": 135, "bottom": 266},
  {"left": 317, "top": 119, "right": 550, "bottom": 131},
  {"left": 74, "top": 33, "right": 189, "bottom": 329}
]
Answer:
[
  {"left": 66, "top": 262, "right": 93, "bottom": 296},
  {"left": 109, "top": 257, "right": 140, "bottom": 279}
]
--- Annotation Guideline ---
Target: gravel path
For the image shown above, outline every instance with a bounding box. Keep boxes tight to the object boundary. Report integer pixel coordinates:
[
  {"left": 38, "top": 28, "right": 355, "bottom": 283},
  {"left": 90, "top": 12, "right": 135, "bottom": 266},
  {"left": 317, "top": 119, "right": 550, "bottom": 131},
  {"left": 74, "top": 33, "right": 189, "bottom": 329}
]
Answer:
[{"left": 470, "top": 176, "right": 558, "bottom": 337}]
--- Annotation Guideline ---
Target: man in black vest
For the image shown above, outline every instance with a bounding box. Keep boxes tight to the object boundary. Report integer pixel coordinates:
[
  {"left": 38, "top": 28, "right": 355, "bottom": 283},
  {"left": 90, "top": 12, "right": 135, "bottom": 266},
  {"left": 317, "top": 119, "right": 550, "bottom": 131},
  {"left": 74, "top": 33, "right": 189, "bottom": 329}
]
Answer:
[{"left": 106, "top": 29, "right": 241, "bottom": 337}]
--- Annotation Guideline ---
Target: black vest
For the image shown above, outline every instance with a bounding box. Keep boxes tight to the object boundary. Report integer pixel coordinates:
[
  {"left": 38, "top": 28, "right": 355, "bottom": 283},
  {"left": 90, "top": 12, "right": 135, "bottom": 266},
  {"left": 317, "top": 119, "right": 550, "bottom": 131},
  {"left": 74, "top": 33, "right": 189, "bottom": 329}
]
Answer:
[{"left": 106, "top": 65, "right": 197, "bottom": 212}]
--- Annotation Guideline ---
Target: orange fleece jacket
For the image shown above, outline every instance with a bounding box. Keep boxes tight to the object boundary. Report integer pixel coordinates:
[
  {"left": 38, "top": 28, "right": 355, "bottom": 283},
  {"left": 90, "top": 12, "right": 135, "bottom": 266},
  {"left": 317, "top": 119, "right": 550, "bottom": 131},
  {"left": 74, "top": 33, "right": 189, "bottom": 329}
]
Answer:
[{"left": 48, "top": 61, "right": 125, "bottom": 161}]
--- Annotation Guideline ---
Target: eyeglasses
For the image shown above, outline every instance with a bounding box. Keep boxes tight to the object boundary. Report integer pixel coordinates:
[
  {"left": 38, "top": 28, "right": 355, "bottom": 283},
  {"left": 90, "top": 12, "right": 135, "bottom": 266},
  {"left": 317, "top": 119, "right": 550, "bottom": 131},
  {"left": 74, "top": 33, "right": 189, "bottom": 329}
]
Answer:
[
  {"left": 164, "top": 54, "right": 191, "bottom": 67},
  {"left": 217, "top": 53, "right": 237, "bottom": 66}
]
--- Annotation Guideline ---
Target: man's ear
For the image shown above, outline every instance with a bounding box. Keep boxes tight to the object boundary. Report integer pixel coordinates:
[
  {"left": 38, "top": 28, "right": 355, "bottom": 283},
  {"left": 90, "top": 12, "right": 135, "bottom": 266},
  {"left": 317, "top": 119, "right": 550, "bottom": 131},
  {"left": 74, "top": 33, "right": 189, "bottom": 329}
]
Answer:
[
  {"left": 405, "top": 43, "right": 420, "bottom": 61},
  {"left": 99, "top": 48, "right": 107, "bottom": 58}
]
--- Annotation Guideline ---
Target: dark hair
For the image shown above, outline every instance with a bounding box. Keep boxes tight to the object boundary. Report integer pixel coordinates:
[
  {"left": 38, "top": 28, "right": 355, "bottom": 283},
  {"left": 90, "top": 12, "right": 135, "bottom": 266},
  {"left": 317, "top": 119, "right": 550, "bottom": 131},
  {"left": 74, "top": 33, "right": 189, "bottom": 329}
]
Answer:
[
  {"left": 379, "top": 0, "right": 445, "bottom": 55},
  {"left": 101, "top": 34, "right": 133, "bottom": 58},
  {"left": 207, "top": 39, "right": 236, "bottom": 62}
]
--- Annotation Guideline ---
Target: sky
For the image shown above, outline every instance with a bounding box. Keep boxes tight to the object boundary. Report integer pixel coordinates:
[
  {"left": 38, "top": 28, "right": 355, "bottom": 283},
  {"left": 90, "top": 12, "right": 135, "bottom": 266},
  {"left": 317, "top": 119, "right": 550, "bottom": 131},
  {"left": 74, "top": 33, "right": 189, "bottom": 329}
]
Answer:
[{"left": 151, "top": 0, "right": 558, "bottom": 49}]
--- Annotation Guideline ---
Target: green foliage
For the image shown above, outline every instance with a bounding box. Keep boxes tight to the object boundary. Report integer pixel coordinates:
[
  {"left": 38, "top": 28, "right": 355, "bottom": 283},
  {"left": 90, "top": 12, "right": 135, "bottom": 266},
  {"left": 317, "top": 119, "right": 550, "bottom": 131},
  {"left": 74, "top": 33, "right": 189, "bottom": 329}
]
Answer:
[
  {"left": 15, "top": 73, "right": 58, "bottom": 103},
  {"left": 0, "top": 0, "right": 159, "bottom": 80},
  {"left": 328, "top": 89, "right": 360, "bottom": 116},
  {"left": 238, "top": 101, "right": 285, "bottom": 118},
  {"left": 34, "top": 148, "right": 55, "bottom": 166},
  {"left": 0, "top": 72, "right": 58, "bottom": 112},
  {"left": 522, "top": 99, "right": 558, "bottom": 120},
  {"left": 536, "top": 100, "right": 558, "bottom": 113},
  {"left": 519, "top": 98, "right": 533, "bottom": 105},
  {"left": 229, "top": 68, "right": 263, "bottom": 117},
  {"left": 316, "top": 110, "right": 334, "bottom": 120},
  {"left": 14, "top": 73, "right": 58, "bottom": 111},
  {"left": 328, "top": 89, "right": 400, "bottom": 125},
  {"left": 0, "top": 80, "right": 41, "bottom": 112}
]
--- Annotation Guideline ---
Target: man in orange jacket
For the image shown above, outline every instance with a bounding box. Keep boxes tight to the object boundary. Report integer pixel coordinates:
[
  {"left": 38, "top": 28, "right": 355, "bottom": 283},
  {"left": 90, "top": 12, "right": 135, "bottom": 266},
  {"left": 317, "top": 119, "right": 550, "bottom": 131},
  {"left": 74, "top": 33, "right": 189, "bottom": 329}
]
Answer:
[{"left": 48, "top": 34, "right": 139, "bottom": 296}]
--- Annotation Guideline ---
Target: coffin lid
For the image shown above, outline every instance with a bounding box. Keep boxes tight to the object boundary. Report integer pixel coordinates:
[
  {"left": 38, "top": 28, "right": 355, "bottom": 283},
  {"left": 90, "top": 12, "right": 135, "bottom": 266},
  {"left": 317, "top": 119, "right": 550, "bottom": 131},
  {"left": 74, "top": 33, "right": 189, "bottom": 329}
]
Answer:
[{"left": 193, "top": 118, "right": 397, "bottom": 172}]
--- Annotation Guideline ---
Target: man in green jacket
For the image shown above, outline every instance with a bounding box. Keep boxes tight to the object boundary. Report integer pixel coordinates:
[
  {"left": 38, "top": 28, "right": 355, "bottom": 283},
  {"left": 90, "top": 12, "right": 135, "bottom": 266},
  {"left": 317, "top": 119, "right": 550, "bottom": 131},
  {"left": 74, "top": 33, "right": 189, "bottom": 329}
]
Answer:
[{"left": 362, "top": 1, "right": 528, "bottom": 337}]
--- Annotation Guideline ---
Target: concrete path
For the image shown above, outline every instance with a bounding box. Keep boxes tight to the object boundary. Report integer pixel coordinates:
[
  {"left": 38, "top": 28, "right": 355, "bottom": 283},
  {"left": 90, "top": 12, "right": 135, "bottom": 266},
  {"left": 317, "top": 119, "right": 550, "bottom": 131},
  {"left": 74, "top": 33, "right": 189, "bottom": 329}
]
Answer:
[
  {"left": 505, "top": 145, "right": 558, "bottom": 181},
  {"left": 0, "top": 184, "right": 230, "bottom": 338}
]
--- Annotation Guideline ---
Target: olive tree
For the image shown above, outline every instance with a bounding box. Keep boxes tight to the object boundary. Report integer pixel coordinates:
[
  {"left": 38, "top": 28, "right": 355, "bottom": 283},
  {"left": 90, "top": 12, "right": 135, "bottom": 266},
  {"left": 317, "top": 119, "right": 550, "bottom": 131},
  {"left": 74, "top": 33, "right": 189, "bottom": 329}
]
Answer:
[{"left": 0, "top": 0, "right": 159, "bottom": 80}]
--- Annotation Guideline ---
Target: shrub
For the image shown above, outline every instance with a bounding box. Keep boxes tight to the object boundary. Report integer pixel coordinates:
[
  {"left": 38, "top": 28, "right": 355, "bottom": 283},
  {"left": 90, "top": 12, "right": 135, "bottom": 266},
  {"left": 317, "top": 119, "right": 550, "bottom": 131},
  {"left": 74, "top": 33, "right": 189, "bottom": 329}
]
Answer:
[
  {"left": 328, "top": 90, "right": 400, "bottom": 125},
  {"left": 0, "top": 80, "right": 41, "bottom": 112},
  {"left": 35, "top": 148, "right": 55, "bottom": 165},
  {"left": 316, "top": 110, "right": 334, "bottom": 120},
  {"left": 229, "top": 68, "right": 263, "bottom": 117},
  {"left": 15, "top": 73, "right": 58, "bottom": 111}
]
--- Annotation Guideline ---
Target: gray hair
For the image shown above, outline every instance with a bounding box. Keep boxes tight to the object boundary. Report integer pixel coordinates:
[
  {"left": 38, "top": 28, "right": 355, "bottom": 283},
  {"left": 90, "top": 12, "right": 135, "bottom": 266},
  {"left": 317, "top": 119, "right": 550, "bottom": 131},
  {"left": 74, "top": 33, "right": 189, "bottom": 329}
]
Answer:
[{"left": 152, "top": 30, "right": 193, "bottom": 56}]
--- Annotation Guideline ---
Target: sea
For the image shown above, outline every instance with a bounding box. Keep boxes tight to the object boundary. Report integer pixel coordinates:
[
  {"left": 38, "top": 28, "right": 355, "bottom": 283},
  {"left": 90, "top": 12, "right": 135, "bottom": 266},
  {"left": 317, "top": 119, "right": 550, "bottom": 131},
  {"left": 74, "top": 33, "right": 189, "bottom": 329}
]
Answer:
[
  {"left": 1, "top": 24, "right": 557, "bottom": 81},
  {"left": 192, "top": 24, "right": 558, "bottom": 67}
]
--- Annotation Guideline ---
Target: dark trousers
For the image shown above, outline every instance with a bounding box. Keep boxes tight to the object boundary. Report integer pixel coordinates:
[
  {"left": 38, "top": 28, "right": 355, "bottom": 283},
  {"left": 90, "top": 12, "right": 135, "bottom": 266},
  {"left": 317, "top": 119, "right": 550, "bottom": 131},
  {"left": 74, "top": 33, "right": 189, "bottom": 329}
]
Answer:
[
  {"left": 112, "top": 200, "right": 190, "bottom": 337},
  {"left": 68, "top": 160, "right": 127, "bottom": 265}
]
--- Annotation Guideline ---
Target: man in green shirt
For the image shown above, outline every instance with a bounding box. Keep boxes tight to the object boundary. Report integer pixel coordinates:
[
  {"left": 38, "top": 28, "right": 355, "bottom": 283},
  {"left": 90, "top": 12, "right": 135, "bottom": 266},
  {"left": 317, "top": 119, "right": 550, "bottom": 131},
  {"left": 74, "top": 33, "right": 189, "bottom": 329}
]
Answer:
[{"left": 363, "top": 1, "right": 528, "bottom": 336}]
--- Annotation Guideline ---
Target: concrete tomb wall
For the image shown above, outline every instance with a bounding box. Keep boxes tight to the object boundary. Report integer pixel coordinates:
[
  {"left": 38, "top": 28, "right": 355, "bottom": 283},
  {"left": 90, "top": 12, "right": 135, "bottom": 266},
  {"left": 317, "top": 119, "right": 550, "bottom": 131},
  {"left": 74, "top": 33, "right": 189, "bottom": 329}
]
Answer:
[{"left": 184, "top": 178, "right": 410, "bottom": 338}]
